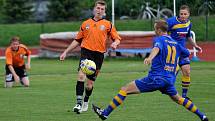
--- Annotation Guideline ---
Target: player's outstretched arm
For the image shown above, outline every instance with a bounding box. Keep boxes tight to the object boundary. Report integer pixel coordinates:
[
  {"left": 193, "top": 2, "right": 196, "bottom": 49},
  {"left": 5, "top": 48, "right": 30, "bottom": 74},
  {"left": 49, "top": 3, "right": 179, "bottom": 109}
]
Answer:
[
  {"left": 60, "top": 40, "right": 80, "bottom": 61},
  {"left": 25, "top": 55, "right": 31, "bottom": 70},
  {"left": 187, "top": 37, "right": 202, "bottom": 53},
  {"left": 144, "top": 47, "right": 160, "bottom": 65},
  {"left": 8, "top": 65, "right": 20, "bottom": 83}
]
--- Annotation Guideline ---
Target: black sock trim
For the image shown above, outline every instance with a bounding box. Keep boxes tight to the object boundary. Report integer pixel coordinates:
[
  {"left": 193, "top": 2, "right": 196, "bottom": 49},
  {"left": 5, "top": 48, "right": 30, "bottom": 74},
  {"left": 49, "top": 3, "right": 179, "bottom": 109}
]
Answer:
[
  {"left": 84, "top": 87, "right": 93, "bottom": 102},
  {"left": 76, "top": 81, "right": 84, "bottom": 96}
]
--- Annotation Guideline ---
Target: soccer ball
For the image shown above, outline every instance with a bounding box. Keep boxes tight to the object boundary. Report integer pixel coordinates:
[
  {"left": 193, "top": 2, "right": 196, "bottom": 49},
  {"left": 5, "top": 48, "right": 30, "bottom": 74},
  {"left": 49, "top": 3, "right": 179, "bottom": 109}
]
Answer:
[{"left": 80, "top": 59, "right": 96, "bottom": 75}]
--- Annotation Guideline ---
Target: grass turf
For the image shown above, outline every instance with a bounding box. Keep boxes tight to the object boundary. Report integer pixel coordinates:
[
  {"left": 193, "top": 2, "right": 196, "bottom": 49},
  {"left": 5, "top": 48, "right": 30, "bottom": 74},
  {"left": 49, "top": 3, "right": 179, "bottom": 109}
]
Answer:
[{"left": 0, "top": 58, "right": 214, "bottom": 121}]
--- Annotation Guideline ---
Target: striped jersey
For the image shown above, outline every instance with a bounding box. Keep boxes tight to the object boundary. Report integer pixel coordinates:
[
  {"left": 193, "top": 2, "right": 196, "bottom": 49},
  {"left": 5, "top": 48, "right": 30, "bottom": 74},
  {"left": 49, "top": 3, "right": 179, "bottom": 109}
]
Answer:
[
  {"left": 166, "top": 16, "right": 192, "bottom": 47},
  {"left": 148, "top": 35, "right": 190, "bottom": 84}
]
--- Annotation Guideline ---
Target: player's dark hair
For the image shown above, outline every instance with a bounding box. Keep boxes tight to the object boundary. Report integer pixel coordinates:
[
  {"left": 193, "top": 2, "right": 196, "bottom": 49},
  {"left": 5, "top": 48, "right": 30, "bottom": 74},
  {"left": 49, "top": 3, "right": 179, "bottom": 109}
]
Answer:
[
  {"left": 10, "top": 36, "right": 20, "bottom": 43},
  {"left": 95, "top": 0, "right": 107, "bottom": 8},
  {"left": 155, "top": 20, "right": 168, "bottom": 32},
  {"left": 180, "top": 5, "right": 190, "bottom": 13}
]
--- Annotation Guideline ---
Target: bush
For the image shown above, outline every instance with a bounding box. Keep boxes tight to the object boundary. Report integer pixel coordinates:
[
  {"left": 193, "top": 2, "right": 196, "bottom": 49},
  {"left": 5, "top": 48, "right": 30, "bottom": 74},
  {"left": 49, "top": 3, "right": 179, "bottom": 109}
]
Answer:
[{"left": 1, "top": 0, "right": 33, "bottom": 23}]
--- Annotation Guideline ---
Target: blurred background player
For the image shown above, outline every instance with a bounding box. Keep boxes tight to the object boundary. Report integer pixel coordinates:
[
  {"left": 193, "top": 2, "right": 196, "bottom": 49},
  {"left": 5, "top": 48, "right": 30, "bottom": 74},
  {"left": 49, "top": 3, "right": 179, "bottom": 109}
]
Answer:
[
  {"left": 92, "top": 20, "right": 208, "bottom": 121},
  {"left": 5, "top": 36, "right": 31, "bottom": 88},
  {"left": 59, "top": 0, "right": 121, "bottom": 114},
  {"left": 166, "top": 5, "right": 202, "bottom": 98}
]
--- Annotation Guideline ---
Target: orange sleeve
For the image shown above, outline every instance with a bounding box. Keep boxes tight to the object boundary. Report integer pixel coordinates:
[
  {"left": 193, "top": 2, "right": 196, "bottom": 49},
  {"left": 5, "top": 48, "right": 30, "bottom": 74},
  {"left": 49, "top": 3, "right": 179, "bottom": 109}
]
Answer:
[
  {"left": 75, "top": 23, "right": 85, "bottom": 43},
  {"left": 26, "top": 49, "right": 31, "bottom": 56},
  {"left": 20, "top": 44, "right": 31, "bottom": 55},
  {"left": 5, "top": 48, "right": 13, "bottom": 65},
  {"left": 109, "top": 25, "right": 121, "bottom": 41}
]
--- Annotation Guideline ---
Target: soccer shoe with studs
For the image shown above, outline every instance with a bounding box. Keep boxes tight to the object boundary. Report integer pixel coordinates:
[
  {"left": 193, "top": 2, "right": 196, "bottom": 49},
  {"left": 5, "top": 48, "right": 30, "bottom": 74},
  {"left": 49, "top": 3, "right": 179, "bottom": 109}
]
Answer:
[
  {"left": 81, "top": 101, "right": 89, "bottom": 112},
  {"left": 92, "top": 104, "right": 108, "bottom": 120},
  {"left": 73, "top": 104, "right": 82, "bottom": 114},
  {"left": 201, "top": 115, "right": 209, "bottom": 121}
]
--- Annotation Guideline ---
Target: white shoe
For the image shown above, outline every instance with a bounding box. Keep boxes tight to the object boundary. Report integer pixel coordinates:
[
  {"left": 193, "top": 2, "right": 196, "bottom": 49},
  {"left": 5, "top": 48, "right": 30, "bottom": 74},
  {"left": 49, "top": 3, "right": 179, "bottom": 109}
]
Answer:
[
  {"left": 81, "top": 101, "right": 89, "bottom": 112},
  {"left": 73, "top": 104, "right": 82, "bottom": 114}
]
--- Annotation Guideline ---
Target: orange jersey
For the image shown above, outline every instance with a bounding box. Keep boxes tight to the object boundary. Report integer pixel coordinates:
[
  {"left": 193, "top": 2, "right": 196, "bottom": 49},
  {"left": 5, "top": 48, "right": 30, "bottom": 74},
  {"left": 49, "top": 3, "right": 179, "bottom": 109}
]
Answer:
[
  {"left": 76, "top": 18, "right": 121, "bottom": 53},
  {"left": 5, "top": 44, "right": 31, "bottom": 67}
]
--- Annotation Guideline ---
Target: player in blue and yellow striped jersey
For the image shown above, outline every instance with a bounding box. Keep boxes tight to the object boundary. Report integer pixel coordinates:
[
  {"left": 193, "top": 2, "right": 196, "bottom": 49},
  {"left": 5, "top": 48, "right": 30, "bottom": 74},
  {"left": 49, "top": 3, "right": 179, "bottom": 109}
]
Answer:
[
  {"left": 166, "top": 5, "right": 202, "bottom": 98},
  {"left": 92, "top": 20, "right": 208, "bottom": 121}
]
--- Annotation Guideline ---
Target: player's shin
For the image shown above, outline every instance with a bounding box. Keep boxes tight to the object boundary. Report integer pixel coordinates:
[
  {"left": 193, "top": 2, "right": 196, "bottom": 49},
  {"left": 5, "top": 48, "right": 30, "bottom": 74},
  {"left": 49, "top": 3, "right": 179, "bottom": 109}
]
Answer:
[
  {"left": 102, "top": 90, "right": 127, "bottom": 116},
  {"left": 84, "top": 87, "right": 93, "bottom": 102},
  {"left": 76, "top": 81, "right": 85, "bottom": 105},
  {"left": 178, "top": 97, "right": 206, "bottom": 120}
]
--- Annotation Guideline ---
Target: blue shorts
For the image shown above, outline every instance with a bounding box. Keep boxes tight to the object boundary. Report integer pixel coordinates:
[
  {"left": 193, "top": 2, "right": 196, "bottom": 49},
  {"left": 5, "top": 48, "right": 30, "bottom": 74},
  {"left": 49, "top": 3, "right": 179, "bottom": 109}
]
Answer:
[
  {"left": 179, "top": 56, "right": 190, "bottom": 67},
  {"left": 135, "top": 76, "right": 177, "bottom": 96}
]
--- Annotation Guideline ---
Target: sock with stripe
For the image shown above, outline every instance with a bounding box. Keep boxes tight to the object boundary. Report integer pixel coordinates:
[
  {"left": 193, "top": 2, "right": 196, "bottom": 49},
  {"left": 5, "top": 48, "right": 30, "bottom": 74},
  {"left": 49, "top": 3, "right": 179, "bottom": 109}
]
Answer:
[
  {"left": 102, "top": 90, "right": 127, "bottom": 117},
  {"left": 178, "top": 97, "right": 205, "bottom": 120},
  {"left": 182, "top": 76, "right": 190, "bottom": 97}
]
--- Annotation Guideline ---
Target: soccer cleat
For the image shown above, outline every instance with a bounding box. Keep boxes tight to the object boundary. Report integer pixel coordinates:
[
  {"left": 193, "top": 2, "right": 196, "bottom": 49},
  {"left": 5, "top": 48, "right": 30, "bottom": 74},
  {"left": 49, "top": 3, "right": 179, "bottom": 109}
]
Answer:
[
  {"left": 92, "top": 104, "right": 108, "bottom": 120},
  {"left": 202, "top": 116, "right": 209, "bottom": 121},
  {"left": 73, "top": 104, "right": 82, "bottom": 114},
  {"left": 81, "top": 101, "right": 89, "bottom": 112}
]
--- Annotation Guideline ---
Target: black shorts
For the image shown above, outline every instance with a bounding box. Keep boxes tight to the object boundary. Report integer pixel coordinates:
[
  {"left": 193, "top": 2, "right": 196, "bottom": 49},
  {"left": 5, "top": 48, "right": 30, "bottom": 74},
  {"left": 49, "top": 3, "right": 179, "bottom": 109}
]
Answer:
[
  {"left": 78, "top": 48, "right": 104, "bottom": 81},
  {"left": 5, "top": 65, "right": 28, "bottom": 82}
]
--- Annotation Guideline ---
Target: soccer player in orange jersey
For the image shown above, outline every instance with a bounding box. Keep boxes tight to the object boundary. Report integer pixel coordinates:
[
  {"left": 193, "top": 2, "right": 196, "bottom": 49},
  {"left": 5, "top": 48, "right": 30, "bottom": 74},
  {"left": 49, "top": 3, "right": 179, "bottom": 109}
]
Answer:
[
  {"left": 5, "top": 36, "right": 31, "bottom": 88},
  {"left": 60, "top": 0, "right": 121, "bottom": 114}
]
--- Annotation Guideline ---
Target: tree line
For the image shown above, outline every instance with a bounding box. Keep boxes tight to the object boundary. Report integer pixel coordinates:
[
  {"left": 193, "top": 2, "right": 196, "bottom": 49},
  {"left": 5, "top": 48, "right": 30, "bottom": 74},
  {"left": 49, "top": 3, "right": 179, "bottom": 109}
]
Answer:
[{"left": 0, "top": 0, "right": 214, "bottom": 24}]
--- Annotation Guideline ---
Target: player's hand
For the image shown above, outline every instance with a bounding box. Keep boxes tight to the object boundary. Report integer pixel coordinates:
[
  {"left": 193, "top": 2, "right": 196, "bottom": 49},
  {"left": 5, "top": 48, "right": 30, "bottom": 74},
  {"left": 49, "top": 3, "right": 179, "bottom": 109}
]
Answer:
[
  {"left": 195, "top": 45, "right": 202, "bottom": 53},
  {"left": 14, "top": 75, "right": 20, "bottom": 83},
  {"left": 60, "top": 52, "right": 66, "bottom": 61},
  {"left": 25, "top": 63, "right": 31, "bottom": 70},
  {"left": 110, "top": 42, "right": 118, "bottom": 50},
  {"left": 110, "top": 41, "right": 119, "bottom": 50},
  {"left": 144, "top": 58, "right": 152, "bottom": 65}
]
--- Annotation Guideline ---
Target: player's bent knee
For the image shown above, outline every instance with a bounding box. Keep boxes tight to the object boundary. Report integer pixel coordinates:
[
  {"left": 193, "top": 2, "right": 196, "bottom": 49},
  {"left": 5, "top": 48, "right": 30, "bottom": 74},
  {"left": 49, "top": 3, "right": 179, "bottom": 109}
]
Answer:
[
  {"left": 170, "top": 94, "right": 181, "bottom": 102},
  {"left": 24, "top": 84, "right": 29, "bottom": 87},
  {"left": 182, "top": 69, "right": 190, "bottom": 76},
  {"left": 78, "top": 74, "right": 86, "bottom": 81},
  {"left": 21, "top": 77, "right": 30, "bottom": 87},
  {"left": 5, "top": 82, "right": 14, "bottom": 88},
  {"left": 23, "top": 82, "right": 30, "bottom": 87},
  {"left": 120, "top": 86, "right": 127, "bottom": 92},
  {"left": 182, "top": 72, "right": 190, "bottom": 78},
  {"left": 86, "top": 85, "right": 93, "bottom": 90},
  {"left": 181, "top": 65, "right": 191, "bottom": 76},
  {"left": 86, "top": 81, "right": 94, "bottom": 90},
  {"left": 78, "top": 70, "right": 87, "bottom": 81}
]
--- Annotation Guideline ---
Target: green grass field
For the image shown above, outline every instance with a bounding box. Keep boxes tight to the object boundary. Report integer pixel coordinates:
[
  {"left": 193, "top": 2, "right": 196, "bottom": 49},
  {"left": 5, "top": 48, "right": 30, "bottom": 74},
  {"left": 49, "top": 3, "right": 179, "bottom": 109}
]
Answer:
[{"left": 0, "top": 58, "right": 214, "bottom": 121}]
